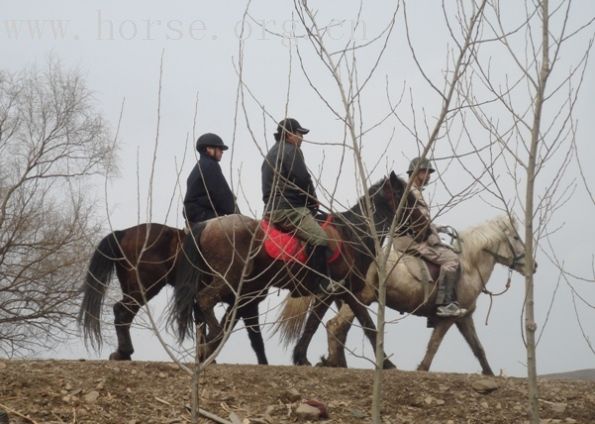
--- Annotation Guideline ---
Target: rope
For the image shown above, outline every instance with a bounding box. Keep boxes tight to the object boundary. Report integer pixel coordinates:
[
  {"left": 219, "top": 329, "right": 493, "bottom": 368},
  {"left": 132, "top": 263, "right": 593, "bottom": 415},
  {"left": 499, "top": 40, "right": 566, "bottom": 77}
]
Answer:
[{"left": 481, "top": 269, "right": 512, "bottom": 326}]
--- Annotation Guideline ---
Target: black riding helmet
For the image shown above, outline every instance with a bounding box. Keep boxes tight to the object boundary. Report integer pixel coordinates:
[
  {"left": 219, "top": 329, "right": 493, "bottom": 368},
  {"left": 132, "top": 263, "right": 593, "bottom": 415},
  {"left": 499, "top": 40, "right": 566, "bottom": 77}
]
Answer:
[{"left": 196, "top": 133, "right": 229, "bottom": 152}]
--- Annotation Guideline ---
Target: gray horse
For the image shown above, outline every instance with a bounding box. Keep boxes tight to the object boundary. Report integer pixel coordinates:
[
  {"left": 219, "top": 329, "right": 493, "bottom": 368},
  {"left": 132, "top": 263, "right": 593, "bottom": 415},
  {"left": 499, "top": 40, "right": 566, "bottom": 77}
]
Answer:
[{"left": 281, "top": 215, "right": 533, "bottom": 375}]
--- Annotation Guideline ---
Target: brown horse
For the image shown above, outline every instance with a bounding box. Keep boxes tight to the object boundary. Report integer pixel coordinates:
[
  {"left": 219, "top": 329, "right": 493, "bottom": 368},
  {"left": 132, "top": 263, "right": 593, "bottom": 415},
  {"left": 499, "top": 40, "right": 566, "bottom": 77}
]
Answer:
[
  {"left": 316, "top": 215, "right": 532, "bottom": 375},
  {"left": 78, "top": 223, "right": 268, "bottom": 363},
  {"left": 172, "top": 172, "right": 427, "bottom": 366}
]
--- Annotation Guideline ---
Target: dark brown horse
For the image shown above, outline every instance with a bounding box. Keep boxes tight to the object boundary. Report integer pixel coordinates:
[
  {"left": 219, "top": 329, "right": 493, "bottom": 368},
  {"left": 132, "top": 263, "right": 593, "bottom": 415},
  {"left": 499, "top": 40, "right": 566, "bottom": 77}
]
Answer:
[
  {"left": 172, "top": 172, "right": 427, "bottom": 366},
  {"left": 78, "top": 223, "right": 268, "bottom": 364}
]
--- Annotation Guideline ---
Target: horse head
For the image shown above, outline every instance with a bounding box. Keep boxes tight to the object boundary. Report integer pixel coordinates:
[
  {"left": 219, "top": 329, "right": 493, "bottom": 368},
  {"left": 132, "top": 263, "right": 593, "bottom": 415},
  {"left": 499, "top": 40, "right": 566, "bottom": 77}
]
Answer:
[{"left": 488, "top": 215, "right": 536, "bottom": 276}]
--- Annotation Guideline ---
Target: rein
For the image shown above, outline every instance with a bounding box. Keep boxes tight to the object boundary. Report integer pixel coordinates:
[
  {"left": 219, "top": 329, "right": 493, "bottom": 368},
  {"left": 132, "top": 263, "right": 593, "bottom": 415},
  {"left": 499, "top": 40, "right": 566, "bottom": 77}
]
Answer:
[{"left": 480, "top": 267, "right": 512, "bottom": 325}]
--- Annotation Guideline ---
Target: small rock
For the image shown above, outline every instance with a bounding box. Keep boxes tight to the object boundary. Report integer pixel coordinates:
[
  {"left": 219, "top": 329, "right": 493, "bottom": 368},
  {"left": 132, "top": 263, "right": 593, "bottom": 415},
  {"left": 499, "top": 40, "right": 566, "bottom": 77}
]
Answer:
[
  {"left": 295, "top": 403, "right": 322, "bottom": 421},
  {"left": 350, "top": 409, "right": 367, "bottom": 419},
  {"left": 424, "top": 396, "right": 434, "bottom": 405},
  {"left": 549, "top": 402, "right": 567, "bottom": 414},
  {"left": 96, "top": 381, "right": 105, "bottom": 390},
  {"left": 303, "top": 399, "right": 329, "bottom": 419},
  {"left": 564, "top": 418, "right": 577, "bottom": 424},
  {"left": 84, "top": 390, "right": 100, "bottom": 403},
  {"left": 410, "top": 397, "right": 424, "bottom": 408},
  {"left": 228, "top": 412, "right": 244, "bottom": 424},
  {"left": 480, "top": 401, "right": 489, "bottom": 409},
  {"left": 471, "top": 378, "right": 499, "bottom": 394},
  {"left": 280, "top": 388, "right": 301, "bottom": 403},
  {"left": 158, "top": 372, "right": 166, "bottom": 378}
]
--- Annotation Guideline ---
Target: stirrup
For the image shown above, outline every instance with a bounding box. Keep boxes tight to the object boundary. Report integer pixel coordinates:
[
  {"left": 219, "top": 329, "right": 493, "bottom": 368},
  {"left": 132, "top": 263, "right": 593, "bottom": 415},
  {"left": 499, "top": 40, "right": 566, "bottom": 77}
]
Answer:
[
  {"left": 319, "top": 278, "right": 346, "bottom": 296},
  {"left": 436, "top": 302, "right": 467, "bottom": 318}
]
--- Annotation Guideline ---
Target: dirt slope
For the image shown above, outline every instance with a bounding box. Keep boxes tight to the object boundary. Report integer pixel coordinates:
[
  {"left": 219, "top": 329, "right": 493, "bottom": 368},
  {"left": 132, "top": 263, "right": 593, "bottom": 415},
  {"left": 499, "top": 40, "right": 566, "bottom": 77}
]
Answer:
[{"left": 1, "top": 359, "right": 594, "bottom": 423}]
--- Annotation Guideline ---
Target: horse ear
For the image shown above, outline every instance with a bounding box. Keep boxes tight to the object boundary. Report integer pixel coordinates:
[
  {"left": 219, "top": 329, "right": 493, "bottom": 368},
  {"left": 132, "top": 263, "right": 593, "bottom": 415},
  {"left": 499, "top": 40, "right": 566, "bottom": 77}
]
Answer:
[{"left": 389, "top": 171, "right": 403, "bottom": 190}]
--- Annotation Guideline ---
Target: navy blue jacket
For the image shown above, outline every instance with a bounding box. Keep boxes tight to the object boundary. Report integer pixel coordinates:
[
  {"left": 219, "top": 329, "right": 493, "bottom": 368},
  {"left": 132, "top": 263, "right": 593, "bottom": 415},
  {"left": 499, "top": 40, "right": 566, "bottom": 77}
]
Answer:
[
  {"left": 183, "top": 154, "right": 235, "bottom": 223},
  {"left": 261, "top": 141, "right": 318, "bottom": 213}
]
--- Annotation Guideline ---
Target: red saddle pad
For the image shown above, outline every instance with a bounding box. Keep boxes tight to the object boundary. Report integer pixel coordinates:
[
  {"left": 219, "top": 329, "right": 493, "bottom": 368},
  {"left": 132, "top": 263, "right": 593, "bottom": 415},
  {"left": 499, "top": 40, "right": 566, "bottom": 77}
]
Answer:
[
  {"left": 260, "top": 220, "right": 307, "bottom": 263},
  {"left": 260, "top": 218, "right": 342, "bottom": 264}
]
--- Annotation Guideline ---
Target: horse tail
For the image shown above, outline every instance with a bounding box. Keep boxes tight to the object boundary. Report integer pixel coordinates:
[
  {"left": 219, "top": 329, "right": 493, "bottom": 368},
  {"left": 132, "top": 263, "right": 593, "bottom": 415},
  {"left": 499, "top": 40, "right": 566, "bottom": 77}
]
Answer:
[
  {"left": 171, "top": 221, "right": 209, "bottom": 342},
  {"left": 78, "top": 230, "right": 125, "bottom": 350},
  {"left": 273, "top": 295, "right": 317, "bottom": 348}
]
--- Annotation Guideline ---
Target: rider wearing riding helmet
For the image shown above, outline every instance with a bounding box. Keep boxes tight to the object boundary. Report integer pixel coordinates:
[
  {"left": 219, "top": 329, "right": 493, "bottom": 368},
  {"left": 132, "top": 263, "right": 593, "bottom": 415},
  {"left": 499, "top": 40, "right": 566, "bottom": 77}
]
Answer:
[
  {"left": 396, "top": 157, "right": 467, "bottom": 318},
  {"left": 183, "top": 133, "right": 237, "bottom": 227}
]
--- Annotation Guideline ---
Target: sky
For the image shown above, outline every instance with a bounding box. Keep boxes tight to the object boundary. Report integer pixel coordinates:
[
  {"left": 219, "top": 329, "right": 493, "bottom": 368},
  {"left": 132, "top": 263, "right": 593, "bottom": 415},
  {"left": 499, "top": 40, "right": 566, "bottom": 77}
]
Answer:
[{"left": 2, "top": 1, "right": 594, "bottom": 377}]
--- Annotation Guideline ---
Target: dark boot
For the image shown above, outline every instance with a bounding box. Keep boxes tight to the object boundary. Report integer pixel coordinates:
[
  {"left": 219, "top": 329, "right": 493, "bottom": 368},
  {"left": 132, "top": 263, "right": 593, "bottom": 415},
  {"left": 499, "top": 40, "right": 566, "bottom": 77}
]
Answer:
[
  {"left": 291, "top": 244, "right": 330, "bottom": 297},
  {"left": 435, "top": 269, "right": 467, "bottom": 317}
]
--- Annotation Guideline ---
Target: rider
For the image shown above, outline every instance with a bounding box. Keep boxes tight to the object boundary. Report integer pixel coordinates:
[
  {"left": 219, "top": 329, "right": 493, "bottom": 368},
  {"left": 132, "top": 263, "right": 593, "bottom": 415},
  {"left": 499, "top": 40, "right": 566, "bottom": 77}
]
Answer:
[
  {"left": 183, "top": 133, "right": 237, "bottom": 228},
  {"left": 397, "top": 157, "right": 467, "bottom": 318},
  {"left": 261, "top": 117, "right": 331, "bottom": 295}
]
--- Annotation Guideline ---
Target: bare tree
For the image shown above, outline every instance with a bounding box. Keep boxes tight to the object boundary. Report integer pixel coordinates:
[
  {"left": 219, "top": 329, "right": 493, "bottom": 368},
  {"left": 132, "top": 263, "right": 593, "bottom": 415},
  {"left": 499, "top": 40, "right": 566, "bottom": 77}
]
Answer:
[
  {"left": 457, "top": 1, "right": 594, "bottom": 421},
  {"left": 0, "top": 60, "right": 114, "bottom": 356}
]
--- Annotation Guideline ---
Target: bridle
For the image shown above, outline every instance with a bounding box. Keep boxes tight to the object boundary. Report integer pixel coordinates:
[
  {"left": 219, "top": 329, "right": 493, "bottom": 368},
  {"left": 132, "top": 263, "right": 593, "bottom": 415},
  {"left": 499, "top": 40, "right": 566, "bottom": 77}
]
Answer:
[
  {"left": 480, "top": 226, "right": 525, "bottom": 324},
  {"left": 483, "top": 227, "right": 525, "bottom": 271}
]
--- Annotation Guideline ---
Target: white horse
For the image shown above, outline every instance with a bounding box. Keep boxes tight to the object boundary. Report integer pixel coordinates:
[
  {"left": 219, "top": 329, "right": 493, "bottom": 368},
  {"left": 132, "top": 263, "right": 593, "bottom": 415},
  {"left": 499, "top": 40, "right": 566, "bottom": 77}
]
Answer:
[{"left": 320, "top": 215, "right": 533, "bottom": 375}]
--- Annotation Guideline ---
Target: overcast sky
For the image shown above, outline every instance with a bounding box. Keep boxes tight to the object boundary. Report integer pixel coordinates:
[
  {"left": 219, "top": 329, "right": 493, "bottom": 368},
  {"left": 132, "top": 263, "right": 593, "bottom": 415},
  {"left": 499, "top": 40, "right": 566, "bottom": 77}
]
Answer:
[{"left": 2, "top": 1, "right": 594, "bottom": 377}]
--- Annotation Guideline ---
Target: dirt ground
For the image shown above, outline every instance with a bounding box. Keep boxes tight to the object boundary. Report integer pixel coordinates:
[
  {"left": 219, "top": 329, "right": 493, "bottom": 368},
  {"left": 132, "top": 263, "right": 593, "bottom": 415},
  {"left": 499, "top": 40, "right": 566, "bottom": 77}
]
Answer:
[{"left": 1, "top": 359, "right": 594, "bottom": 424}]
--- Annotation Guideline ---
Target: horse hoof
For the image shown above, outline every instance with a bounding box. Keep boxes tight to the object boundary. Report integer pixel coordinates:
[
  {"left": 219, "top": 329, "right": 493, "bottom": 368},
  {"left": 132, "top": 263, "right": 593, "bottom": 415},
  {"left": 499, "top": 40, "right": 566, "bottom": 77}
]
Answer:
[
  {"left": 109, "top": 351, "right": 132, "bottom": 361},
  {"left": 383, "top": 360, "right": 397, "bottom": 370}
]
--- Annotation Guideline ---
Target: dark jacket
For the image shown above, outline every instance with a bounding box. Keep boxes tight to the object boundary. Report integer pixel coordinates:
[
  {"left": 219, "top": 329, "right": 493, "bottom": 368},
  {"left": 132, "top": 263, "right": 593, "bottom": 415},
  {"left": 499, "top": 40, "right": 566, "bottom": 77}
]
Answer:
[
  {"left": 183, "top": 154, "right": 235, "bottom": 223},
  {"left": 261, "top": 141, "right": 318, "bottom": 212}
]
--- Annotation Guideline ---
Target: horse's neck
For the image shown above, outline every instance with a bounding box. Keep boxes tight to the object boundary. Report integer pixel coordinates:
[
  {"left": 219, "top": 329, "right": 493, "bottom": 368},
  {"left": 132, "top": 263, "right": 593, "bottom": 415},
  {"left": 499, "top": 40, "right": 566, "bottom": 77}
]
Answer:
[
  {"left": 460, "top": 239, "right": 498, "bottom": 296},
  {"left": 337, "top": 203, "right": 389, "bottom": 257}
]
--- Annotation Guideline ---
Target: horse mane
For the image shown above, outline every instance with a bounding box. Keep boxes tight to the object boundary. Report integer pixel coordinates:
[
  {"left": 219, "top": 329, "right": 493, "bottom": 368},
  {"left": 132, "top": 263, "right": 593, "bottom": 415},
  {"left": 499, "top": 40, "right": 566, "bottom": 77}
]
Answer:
[
  {"left": 458, "top": 214, "right": 517, "bottom": 269},
  {"left": 337, "top": 177, "right": 387, "bottom": 224}
]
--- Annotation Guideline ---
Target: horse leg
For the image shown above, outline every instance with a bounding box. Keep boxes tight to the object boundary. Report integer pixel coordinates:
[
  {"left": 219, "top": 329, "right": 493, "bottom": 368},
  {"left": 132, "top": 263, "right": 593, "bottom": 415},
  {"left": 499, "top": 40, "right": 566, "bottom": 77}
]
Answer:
[
  {"left": 196, "top": 279, "right": 232, "bottom": 360},
  {"left": 345, "top": 297, "right": 396, "bottom": 369},
  {"left": 417, "top": 319, "right": 455, "bottom": 372},
  {"left": 240, "top": 299, "right": 268, "bottom": 365},
  {"left": 321, "top": 302, "right": 355, "bottom": 368},
  {"left": 455, "top": 316, "right": 494, "bottom": 376},
  {"left": 110, "top": 298, "right": 140, "bottom": 360},
  {"left": 293, "top": 295, "right": 332, "bottom": 366}
]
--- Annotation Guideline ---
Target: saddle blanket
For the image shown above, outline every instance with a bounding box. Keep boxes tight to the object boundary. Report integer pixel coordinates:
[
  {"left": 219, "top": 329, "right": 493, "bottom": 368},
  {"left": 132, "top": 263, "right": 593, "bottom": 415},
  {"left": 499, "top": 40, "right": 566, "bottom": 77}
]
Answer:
[{"left": 260, "top": 218, "right": 341, "bottom": 264}]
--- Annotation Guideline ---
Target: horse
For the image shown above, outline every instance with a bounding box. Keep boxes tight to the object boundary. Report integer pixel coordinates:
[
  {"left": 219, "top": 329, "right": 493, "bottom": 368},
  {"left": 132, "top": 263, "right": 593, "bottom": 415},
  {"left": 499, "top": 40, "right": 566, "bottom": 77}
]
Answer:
[
  {"left": 172, "top": 171, "right": 427, "bottom": 366},
  {"left": 78, "top": 223, "right": 269, "bottom": 364},
  {"left": 316, "top": 214, "right": 532, "bottom": 375}
]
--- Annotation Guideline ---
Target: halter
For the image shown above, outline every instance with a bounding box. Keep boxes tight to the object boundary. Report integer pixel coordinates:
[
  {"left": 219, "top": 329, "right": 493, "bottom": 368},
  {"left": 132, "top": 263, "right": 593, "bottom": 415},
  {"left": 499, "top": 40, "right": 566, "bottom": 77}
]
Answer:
[{"left": 483, "top": 227, "right": 525, "bottom": 271}]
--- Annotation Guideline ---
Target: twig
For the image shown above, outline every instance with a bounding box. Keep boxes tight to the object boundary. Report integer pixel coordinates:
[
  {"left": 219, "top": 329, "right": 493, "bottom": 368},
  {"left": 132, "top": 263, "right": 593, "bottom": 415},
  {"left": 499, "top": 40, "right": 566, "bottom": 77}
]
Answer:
[
  {"left": 154, "top": 396, "right": 173, "bottom": 406},
  {"left": 185, "top": 404, "right": 233, "bottom": 424},
  {"left": 0, "top": 402, "right": 40, "bottom": 424}
]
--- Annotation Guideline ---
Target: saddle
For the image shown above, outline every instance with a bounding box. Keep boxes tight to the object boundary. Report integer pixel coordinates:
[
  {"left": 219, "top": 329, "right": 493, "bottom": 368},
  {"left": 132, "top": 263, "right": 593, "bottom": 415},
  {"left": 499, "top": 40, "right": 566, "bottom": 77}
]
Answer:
[
  {"left": 260, "top": 215, "right": 342, "bottom": 264},
  {"left": 392, "top": 227, "right": 461, "bottom": 285},
  {"left": 393, "top": 251, "right": 441, "bottom": 285}
]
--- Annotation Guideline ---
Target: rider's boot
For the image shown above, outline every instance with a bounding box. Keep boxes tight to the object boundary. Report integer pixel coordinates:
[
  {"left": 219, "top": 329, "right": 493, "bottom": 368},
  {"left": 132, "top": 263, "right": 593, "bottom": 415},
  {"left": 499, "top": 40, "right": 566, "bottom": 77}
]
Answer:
[{"left": 435, "top": 268, "right": 467, "bottom": 318}]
